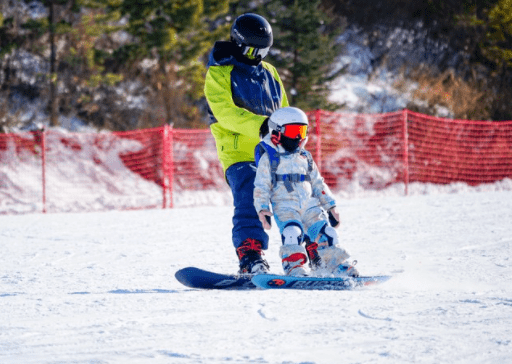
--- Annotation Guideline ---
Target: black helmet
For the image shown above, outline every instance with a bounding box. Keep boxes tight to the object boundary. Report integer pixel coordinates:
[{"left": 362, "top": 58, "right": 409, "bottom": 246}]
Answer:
[{"left": 230, "top": 13, "right": 273, "bottom": 61}]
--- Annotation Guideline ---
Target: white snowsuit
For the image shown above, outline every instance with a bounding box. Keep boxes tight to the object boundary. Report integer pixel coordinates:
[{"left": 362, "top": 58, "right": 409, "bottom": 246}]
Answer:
[
  {"left": 253, "top": 135, "right": 352, "bottom": 275},
  {"left": 253, "top": 134, "right": 336, "bottom": 241}
]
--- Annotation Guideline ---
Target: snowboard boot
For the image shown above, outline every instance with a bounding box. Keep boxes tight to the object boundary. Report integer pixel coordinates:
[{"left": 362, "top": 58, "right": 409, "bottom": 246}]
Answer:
[
  {"left": 336, "top": 260, "right": 359, "bottom": 277},
  {"left": 305, "top": 237, "right": 322, "bottom": 269},
  {"left": 237, "top": 238, "right": 269, "bottom": 275},
  {"left": 280, "top": 244, "right": 308, "bottom": 276},
  {"left": 317, "top": 246, "right": 359, "bottom": 277}
]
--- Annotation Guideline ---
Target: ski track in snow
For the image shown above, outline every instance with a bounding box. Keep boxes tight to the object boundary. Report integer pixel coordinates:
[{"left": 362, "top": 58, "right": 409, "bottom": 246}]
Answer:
[{"left": 1, "top": 190, "right": 512, "bottom": 363}]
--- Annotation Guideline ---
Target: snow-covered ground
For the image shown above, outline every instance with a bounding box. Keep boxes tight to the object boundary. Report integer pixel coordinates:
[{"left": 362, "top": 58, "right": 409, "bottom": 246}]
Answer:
[{"left": 1, "top": 188, "right": 511, "bottom": 364}]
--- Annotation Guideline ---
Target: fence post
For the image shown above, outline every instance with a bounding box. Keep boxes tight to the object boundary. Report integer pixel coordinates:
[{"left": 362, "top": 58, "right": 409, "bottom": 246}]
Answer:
[
  {"left": 41, "top": 128, "right": 47, "bottom": 213},
  {"left": 168, "top": 124, "right": 174, "bottom": 208},
  {"left": 314, "top": 109, "right": 322, "bottom": 173},
  {"left": 402, "top": 109, "right": 409, "bottom": 196},
  {"left": 162, "top": 125, "right": 169, "bottom": 209}
]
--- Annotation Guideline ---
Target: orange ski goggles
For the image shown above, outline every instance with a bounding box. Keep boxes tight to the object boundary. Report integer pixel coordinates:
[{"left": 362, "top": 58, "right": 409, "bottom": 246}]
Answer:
[{"left": 282, "top": 123, "right": 308, "bottom": 139}]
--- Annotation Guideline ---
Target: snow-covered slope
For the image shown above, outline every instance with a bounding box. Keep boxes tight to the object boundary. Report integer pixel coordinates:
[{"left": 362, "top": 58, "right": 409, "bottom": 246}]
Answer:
[{"left": 1, "top": 189, "right": 511, "bottom": 363}]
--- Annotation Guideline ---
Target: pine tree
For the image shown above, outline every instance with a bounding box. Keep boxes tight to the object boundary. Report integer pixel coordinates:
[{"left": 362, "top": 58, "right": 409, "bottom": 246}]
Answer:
[
  {"left": 0, "top": 10, "right": 18, "bottom": 58},
  {"left": 480, "top": 0, "right": 512, "bottom": 69},
  {"left": 257, "top": 0, "right": 346, "bottom": 111},
  {"left": 1, "top": 0, "right": 231, "bottom": 130},
  {"left": 12, "top": 0, "right": 79, "bottom": 127},
  {"left": 107, "top": 0, "right": 231, "bottom": 127},
  {"left": 458, "top": 0, "right": 512, "bottom": 70},
  {"left": 0, "top": 0, "right": 123, "bottom": 127},
  {"left": 457, "top": 0, "right": 512, "bottom": 119}
]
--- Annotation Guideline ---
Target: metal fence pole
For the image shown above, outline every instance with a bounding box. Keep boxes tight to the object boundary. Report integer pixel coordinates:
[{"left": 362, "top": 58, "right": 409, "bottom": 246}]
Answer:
[
  {"left": 314, "top": 109, "right": 322, "bottom": 173},
  {"left": 168, "top": 124, "right": 174, "bottom": 208},
  {"left": 402, "top": 109, "right": 409, "bottom": 196},
  {"left": 41, "top": 129, "right": 47, "bottom": 213},
  {"left": 162, "top": 125, "right": 168, "bottom": 209}
]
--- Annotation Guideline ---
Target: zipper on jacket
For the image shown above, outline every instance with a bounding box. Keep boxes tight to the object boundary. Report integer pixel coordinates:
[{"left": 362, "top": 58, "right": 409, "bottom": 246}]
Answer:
[{"left": 233, "top": 133, "right": 239, "bottom": 149}]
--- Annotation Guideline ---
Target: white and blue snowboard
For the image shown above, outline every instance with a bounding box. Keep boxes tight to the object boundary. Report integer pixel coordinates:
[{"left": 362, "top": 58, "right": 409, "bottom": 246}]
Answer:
[
  {"left": 251, "top": 273, "right": 391, "bottom": 290},
  {"left": 175, "top": 267, "right": 391, "bottom": 291}
]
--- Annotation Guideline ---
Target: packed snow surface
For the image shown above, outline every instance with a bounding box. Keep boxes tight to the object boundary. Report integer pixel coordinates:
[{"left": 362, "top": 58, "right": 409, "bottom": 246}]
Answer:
[{"left": 1, "top": 188, "right": 511, "bottom": 363}]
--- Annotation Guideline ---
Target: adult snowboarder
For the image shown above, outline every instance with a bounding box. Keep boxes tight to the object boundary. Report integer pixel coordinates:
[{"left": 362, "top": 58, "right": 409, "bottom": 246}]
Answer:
[{"left": 204, "top": 13, "right": 289, "bottom": 274}]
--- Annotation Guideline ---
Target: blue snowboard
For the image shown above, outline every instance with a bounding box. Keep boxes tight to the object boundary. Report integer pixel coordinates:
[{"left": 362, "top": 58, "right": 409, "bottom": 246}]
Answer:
[
  {"left": 175, "top": 267, "right": 391, "bottom": 291},
  {"left": 175, "top": 267, "right": 256, "bottom": 290},
  {"left": 251, "top": 273, "right": 391, "bottom": 291}
]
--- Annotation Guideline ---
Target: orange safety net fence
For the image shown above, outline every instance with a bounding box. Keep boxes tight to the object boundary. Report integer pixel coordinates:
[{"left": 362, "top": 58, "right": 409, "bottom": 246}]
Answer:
[{"left": 1, "top": 110, "right": 511, "bottom": 214}]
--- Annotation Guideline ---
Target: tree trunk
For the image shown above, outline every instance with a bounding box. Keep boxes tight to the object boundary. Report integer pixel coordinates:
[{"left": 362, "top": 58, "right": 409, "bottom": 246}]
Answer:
[{"left": 49, "top": 0, "right": 59, "bottom": 127}]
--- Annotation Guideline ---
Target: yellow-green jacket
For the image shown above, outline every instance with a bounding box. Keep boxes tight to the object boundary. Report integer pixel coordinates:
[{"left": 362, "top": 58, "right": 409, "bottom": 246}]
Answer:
[{"left": 204, "top": 41, "right": 289, "bottom": 172}]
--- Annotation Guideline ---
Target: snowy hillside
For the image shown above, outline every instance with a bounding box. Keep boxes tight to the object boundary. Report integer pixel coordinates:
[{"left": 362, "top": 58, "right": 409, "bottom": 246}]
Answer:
[{"left": 1, "top": 188, "right": 511, "bottom": 363}]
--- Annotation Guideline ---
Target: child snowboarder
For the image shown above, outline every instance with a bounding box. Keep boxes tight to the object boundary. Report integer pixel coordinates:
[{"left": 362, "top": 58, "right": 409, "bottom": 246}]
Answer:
[{"left": 253, "top": 107, "right": 359, "bottom": 277}]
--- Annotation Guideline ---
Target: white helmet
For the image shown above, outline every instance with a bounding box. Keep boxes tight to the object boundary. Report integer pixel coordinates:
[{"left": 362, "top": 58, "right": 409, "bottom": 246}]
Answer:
[
  {"left": 268, "top": 107, "right": 309, "bottom": 151},
  {"left": 268, "top": 107, "right": 308, "bottom": 131}
]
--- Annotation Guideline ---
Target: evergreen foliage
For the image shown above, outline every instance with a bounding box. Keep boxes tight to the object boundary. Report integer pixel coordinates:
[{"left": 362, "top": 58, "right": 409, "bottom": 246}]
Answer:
[
  {"left": 256, "top": 0, "right": 345, "bottom": 111},
  {"left": 2, "top": 0, "right": 512, "bottom": 130},
  {"left": 460, "top": 0, "right": 512, "bottom": 69},
  {"left": 456, "top": 0, "right": 512, "bottom": 119},
  {"left": 1, "top": 0, "right": 231, "bottom": 130}
]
